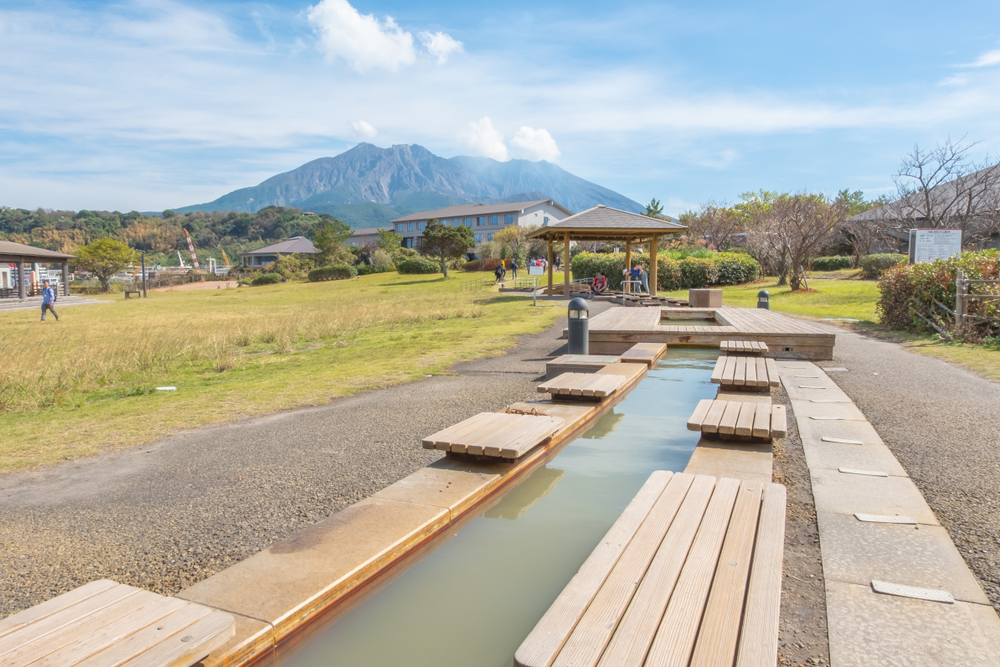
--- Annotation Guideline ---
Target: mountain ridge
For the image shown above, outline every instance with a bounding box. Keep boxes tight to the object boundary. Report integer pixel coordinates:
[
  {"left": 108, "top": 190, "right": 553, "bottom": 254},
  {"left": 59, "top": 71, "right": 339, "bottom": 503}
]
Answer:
[{"left": 172, "top": 143, "right": 643, "bottom": 227}]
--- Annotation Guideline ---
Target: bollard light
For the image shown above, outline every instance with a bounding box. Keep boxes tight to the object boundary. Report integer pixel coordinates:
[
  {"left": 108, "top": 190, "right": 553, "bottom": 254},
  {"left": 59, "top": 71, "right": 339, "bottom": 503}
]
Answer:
[
  {"left": 757, "top": 290, "right": 770, "bottom": 310},
  {"left": 567, "top": 297, "right": 589, "bottom": 355}
]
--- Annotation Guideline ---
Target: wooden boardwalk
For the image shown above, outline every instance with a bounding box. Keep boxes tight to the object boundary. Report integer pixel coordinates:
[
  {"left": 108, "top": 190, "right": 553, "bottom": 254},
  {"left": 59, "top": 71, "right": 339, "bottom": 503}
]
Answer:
[
  {"left": 515, "top": 471, "right": 786, "bottom": 667},
  {"left": 0, "top": 580, "right": 234, "bottom": 667},
  {"left": 586, "top": 306, "right": 835, "bottom": 360}
]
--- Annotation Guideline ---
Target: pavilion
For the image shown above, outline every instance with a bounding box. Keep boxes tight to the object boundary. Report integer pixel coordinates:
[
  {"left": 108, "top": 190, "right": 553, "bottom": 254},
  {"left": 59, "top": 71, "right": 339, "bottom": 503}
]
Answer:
[
  {"left": 526, "top": 205, "right": 687, "bottom": 296},
  {"left": 0, "top": 241, "right": 75, "bottom": 299}
]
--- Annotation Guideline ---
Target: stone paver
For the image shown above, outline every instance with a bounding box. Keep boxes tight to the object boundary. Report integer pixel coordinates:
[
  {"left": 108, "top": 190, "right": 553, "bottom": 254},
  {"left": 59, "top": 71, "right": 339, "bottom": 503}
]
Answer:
[{"left": 810, "top": 468, "right": 940, "bottom": 525}]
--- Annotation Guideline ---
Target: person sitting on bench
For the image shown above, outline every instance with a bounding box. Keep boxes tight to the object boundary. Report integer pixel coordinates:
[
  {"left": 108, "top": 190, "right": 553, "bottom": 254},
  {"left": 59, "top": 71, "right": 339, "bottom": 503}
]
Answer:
[{"left": 589, "top": 272, "right": 608, "bottom": 298}]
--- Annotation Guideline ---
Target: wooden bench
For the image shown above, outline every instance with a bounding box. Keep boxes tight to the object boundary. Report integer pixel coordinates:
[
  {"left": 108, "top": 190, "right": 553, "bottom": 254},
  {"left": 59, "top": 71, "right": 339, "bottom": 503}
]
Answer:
[
  {"left": 720, "top": 340, "right": 769, "bottom": 355},
  {"left": 687, "top": 399, "right": 787, "bottom": 441},
  {"left": 0, "top": 580, "right": 234, "bottom": 667},
  {"left": 421, "top": 411, "right": 564, "bottom": 458},
  {"left": 515, "top": 471, "right": 786, "bottom": 667},
  {"left": 545, "top": 355, "right": 621, "bottom": 380},
  {"left": 619, "top": 342, "right": 668, "bottom": 367},
  {"left": 537, "top": 372, "right": 628, "bottom": 401},
  {"left": 124, "top": 290, "right": 142, "bottom": 299},
  {"left": 710, "top": 356, "right": 780, "bottom": 391}
]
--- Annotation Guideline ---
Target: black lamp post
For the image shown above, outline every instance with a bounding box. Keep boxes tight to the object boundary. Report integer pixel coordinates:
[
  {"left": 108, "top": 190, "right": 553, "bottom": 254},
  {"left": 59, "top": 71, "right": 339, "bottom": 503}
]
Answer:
[
  {"left": 757, "top": 290, "right": 770, "bottom": 309},
  {"left": 567, "top": 297, "right": 590, "bottom": 355}
]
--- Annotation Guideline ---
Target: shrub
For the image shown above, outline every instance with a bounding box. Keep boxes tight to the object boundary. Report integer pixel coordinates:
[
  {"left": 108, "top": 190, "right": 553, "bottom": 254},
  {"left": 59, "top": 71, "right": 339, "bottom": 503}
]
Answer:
[
  {"left": 463, "top": 259, "right": 504, "bottom": 272},
  {"left": 355, "top": 264, "right": 394, "bottom": 276},
  {"left": 308, "top": 264, "right": 357, "bottom": 282},
  {"left": 860, "top": 253, "right": 906, "bottom": 280},
  {"left": 714, "top": 252, "right": 761, "bottom": 284},
  {"left": 251, "top": 272, "right": 283, "bottom": 286},
  {"left": 397, "top": 257, "right": 440, "bottom": 274},
  {"left": 678, "top": 257, "right": 719, "bottom": 288},
  {"left": 570, "top": 252, "right": 683, "bottom": 291},
  {"left": 811, "top": 256, "right": 852, "bottom": 271},
  {"left": 391, "top": 247, "right": 419, "bottom": 265}
]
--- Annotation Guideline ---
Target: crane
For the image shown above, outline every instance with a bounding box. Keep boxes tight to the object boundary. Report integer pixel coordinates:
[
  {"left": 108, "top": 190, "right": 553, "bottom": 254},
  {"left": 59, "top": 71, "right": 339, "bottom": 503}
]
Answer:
[
  {"left": 220, "top": 248, "right": 231, "bottom": 270},
  {"left": 183, "top": 229, "right": 200, "bottom": 271}
]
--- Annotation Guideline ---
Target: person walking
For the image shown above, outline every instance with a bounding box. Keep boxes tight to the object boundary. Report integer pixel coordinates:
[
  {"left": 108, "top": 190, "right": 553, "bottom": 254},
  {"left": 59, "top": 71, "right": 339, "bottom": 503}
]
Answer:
[
  {"left": 494, "top": 262, "right": 504, "bottom": 285},
  {"left": 511, "top": 258, "right": 518, "bottom": 279},
  {"left": 40, "top": 280, "right": 59, "bottom": 322}
]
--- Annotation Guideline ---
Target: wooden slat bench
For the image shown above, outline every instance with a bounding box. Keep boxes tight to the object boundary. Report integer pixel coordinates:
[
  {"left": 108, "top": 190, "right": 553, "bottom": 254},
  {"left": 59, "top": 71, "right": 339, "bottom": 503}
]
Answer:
[
  {"left": 619, "top": 342, "right": 668, "bottom": 367},
  {"left": 720, "top": 340, "right": 769, "bottom": 355},
  {"left": 710, "top": 356, "right": 780, "bottom": 391},
  {"left": 515, "top": 471, "right": 786, "bottom": 667},
  {"left": 537, "top": 373, "right": 628, "bottom": 401},
  {"left": 0, "top": 580, "right": 234, "bottom": 667},
  {"left": 545, "top": 355, "right": 622, "bottom": 380},
  {"left": 421, "top": 412, "right": 564, "bottom": 458},
  {"left": 687, "top": 399, "right": 787, "bottom": 441}
]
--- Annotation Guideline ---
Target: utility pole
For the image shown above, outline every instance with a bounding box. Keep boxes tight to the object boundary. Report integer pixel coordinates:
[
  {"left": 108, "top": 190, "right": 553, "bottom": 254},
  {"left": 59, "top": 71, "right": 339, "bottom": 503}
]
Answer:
[{"left": 142, "top": 252, "right": 147, "bottom": 298}]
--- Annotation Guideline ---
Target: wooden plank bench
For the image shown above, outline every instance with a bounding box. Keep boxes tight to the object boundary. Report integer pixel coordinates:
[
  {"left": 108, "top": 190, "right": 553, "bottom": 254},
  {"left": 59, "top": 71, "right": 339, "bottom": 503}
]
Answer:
[
  {"left": 687, "top": 399, "right": 787, "bottom": 441},
  {"left": 421, "top": 412, "right": 564, "bottom": 458},
  {"left": 710, "top": 356, "right": 780, "bottom": 391},
  {"left": 537, "top": 372, "right": 628, "bottom": 401},
  {"left": 545, "top": 355, "right": 621, "bottom": 380},
  {"left": 0, "top": 580, "right": 234, "bottom": 667},
  {"left": 515, "top": 471, "right": 786, "bottom": 667},
  {"left": 720, "top": 340, "right": 769, "bottom": 355},
  {"left": 619, "top": 342, "right": 668, "bottom": 367}
]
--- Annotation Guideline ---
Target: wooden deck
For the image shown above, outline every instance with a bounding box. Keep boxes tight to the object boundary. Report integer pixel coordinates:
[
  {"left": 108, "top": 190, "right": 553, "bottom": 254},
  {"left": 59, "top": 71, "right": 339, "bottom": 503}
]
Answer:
[
  {"left": 421, "top": 412, "right": 564, "bottom": 458},
  {"left": 0, "top": 580, "right": 234, "bottom": 667},
  {"left": 710, "top": 356, "right": 781, "bottom": 390},
  {"left": 515, "top": 471, "right": 786, "bottom": 667},
  {"left": 586, "top": 306, "right": 835, "bottom": 360}
]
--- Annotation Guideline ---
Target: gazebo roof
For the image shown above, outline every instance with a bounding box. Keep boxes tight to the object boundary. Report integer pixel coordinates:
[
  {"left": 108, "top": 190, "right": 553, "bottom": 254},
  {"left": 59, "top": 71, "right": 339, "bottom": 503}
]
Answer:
[
  {"left": 0, "top": 241, "right": 75, "bottom": 261},
  {"left": 527, "top": 205, "right": 686, "bottom": 242}
]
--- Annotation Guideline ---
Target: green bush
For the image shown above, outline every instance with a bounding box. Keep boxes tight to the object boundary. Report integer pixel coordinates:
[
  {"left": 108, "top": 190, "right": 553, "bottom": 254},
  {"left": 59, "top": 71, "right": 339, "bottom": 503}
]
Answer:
[
  {"left": 877, "top": 250, "right": 1000, "bottom": 333},
  {"left": 308, "top": 264, "right": 357, "bottom": 282},
  {"left": 251, "top": 272, "right": 283, "bottom": 286},
  {"left": 355, "top": 264, "right": 394, "bottom": 276},
  {"left": 571, "top": 251, "right": 759, "bottom": 291},
  {"left": 678, "top": 257, "right": 719, "bottom": 288},
  {"left": 570, "top": 252, "right": 682, "bottom": 291},
  {"left": 860, "top": 253, "right": 906, "bottom": 280},
  {"left": 391, "top": 247, "right": 419, "bottom": 265},
  {"left": 397, "top": 257, "right": 440, "bottom": 274},
  {"left": 811, "top": 256, "right": 852, "bottom": 271},
  {"left": 714, "top": 252, "right": 761, "bottom": 284}
]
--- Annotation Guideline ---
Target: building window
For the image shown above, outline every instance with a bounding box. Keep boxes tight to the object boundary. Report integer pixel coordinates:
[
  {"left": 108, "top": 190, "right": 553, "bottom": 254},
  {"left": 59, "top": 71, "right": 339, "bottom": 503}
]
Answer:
[
  {"left": 475, "top": 233, "right": 482, "bottom": 243},
  {"left": 462, "top": 218, "right": 471, "bottom": 227},
  {"left": 418, "top": 221, "right": 425, "bottom": 230},
  {"left": 490, "top": 215, "right": 499, "bottom": 225},
  {"left": 544, "top": 216, "right": 549, "bottom": 224},
  {"left": 396, "top": 223, "right": 404, "bottom": 233},
  {"left": 408, "top": 222, "right": 415, "bottom": 231},
  {"left": 477, "top": 216, "right": 485, "bottom": 226},
  {"left": 487, "top": 233, "right": 494, "bottom": 241},
  {"left": 505, "top": 214, "right": 514, "bottom": 224}
]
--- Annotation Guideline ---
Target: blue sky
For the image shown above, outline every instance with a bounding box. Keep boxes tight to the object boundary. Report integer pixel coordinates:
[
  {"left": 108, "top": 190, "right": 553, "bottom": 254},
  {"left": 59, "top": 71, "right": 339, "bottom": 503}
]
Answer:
[{"left": 2, "top": 0, "right": 999, "bottom": 215}]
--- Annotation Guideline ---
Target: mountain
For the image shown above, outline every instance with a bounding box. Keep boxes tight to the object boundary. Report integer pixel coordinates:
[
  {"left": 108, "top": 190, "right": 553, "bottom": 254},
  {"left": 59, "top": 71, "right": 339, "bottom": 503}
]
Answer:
[{"left": 172, "top": 143, "right": 643, "bottom": 226}]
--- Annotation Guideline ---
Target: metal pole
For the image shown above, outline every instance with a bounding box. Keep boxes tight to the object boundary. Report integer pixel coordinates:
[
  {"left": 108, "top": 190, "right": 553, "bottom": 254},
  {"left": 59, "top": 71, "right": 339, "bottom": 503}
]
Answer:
[
  {"left": 17, "top": 258, "right": 25, "bottom": 300},
  {"left": 956, "top": 269, "right": 966, "bottom": 324},
  {"left": 142, "top": 252, "right": 147, "bottom": 298},
  {"left": 61, "top": 261, "right": 69, "bottom": 297}
]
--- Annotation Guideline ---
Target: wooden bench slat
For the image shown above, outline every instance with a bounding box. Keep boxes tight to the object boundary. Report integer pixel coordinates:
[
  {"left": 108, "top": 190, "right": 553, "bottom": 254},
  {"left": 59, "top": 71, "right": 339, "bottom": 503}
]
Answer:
[
  {"left": 496, "top": 418, "right": 564, "bottom": 459},
  {"left": 754, "top": 358, "right": 768, "bottom": 387},
  {"left": 770, "top": 405, "right": 788, "bottom": 439},
  {"left": 733, "top": 357, "right": 747, "bottom": 386},
  {"left": 745, "top": 358, "right": 757, "bottom": 386},
  {"left": 421, "top": 412, "right": 499, "bottom": 449},
  {"left": 0, "top": 581, "right": 118, "bottom": 641},
  {"left": 734, "top": 402, "right": 756, "bottom": 437},
  {"left": 552, "top": 475, "right": 696, "bottom": 667},
  {"left": 435, "top": 413, "right": 511, "bottom": 453},
  {"left": 710, "top": 357, "right": 726, "bottom": 385},
  {"left": 689, "top": 482, "right": 763, "bottom": 667},
  {"left": 765, "top": 358, "right": 781, "bottom": 387},
  {"left": 687, "top": 399, "right": 714, "bottom": 431},
  {"left": 468, "top": 416, "right": 551, "bottom": 456},
  {"left": 114, "top": 608, "right": 235, "bottom": 667},
  {"left": 644, "top": 478, "right": 741, "bottom": 666},
  {"left": 514, "top": 472, "right": 673, "bottom": 667},
  {"left": 752, "top": 403, "right": 772, "bottom": 439},
  {"left": 70, "top": 604, "right": 214, "bottom": 667},
  {"left": 595, "top": 475, "right": 717, "bottom": 667},
  {"left": 721, "top": 357, "right": 737, "bottom": 384},
  {"left": 735, "top": 484, "right": 787, "bottom": 667},
  {"left": 702, "top": 400, "right": 728, "bottom": 434},
  {"left": 718, "top": 401, "right": 742, "bottom": 436}
]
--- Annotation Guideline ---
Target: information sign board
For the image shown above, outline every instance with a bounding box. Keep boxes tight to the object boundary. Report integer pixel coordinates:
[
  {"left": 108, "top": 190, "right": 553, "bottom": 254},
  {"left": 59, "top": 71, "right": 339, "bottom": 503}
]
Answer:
[
  {"left": 528, "top": 265, "right": 544, "bottom": 276},
  {"left": 911, "top": 229, "right": 962, "bottom": 264}
]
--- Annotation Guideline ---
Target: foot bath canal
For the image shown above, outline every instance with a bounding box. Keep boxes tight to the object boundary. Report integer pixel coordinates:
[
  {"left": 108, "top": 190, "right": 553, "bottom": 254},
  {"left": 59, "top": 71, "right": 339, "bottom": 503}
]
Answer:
[{"left": 282, "top": 348, "right": 720, "bottom": 667}]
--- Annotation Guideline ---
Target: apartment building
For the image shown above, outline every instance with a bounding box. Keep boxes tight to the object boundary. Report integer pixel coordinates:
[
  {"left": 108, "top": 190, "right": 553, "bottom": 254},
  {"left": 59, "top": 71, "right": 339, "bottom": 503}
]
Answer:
[{"left": 390, "top": 199, "right": 572, "bottom": 249}]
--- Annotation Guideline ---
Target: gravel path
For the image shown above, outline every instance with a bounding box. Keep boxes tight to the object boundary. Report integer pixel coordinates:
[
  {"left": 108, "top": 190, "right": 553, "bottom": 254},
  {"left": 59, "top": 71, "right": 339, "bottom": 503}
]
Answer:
[
  {"left": 815, "top": 324, "right": 1000, "bottom": 613},
  {"left": 0, "top": 300, "right": 612, "bottom": 617}
]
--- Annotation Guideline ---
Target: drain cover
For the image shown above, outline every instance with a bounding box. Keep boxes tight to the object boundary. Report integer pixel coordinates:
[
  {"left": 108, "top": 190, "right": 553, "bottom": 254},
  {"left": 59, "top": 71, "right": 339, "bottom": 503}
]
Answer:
[
  {"left": 822, "top": 437, "right": 864, "bottom": 445},
  {"left": 871, "top": 580, "right": 954, "bottom": 604},
  {"left": 798, "top": 385, "right": 828, "bottom": 389},
  {"left": 825, "top": 367, "right": 849, "bottom": 372},
  {"left": 811, "top": 416, "right": 844, "bottom": 420},
  {"left": 795, "top": 375, "right": 821, "bottom": 378},
  {"left": 839, "top": 467, "right": 888, "bottom": 477},
  {"left": 855, "top": 513, "right": 916, "bottom": 524}
]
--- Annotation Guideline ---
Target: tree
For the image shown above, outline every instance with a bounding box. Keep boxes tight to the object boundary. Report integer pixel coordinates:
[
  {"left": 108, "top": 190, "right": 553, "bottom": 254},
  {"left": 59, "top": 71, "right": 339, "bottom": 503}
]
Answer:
[
  {"left": 311, "top": 217, "right": 352, "bottom": 265},
  {"left": 683, "top": 204, "right": 741, "bottom": 250},
  {"left": 420, "top": 219, "right": 475, "bottom": 277},
  {"left": 75, "top": 238, "right": 139, "bottom": 292},
  {"left": 375, "top": 229, "right": 402, "bottom": 254},
  {"left": 644, "top": 198, "right": 664, "bottom": 218},
  {"left": 763, "top": 194, "right": 846, "bottom": 291},
  {"left": 835, "top": 189, "right": 888, "bottom": 264}
]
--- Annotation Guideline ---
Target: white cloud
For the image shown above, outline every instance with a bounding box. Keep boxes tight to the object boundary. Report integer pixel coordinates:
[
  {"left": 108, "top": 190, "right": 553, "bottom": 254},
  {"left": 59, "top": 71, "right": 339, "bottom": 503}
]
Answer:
[
  {"left": 419, "top": 31, "right": 463, "bottom": 64},
  {"left": 939, "top": 74, "right": 969, "bottom": 87},
  {"left": 351, "top": 120, "right": 378, "bottom": 138},
  {"left": 511, "top": 126, "right": 560, "bottom": 161},
  {"left": 460, "top": 117, "right": 508, "bottom": 161},
  {"left": 966, "top": 48, "right": 1000, "bottom": 68},
  {"left": 307, "top": 0, "right": 415, "bottom": 72}
]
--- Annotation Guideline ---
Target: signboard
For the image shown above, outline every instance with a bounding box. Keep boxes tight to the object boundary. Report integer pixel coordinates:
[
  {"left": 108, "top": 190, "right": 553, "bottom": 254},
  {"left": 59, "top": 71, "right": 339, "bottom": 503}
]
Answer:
[
  {"left": 528, "top": 265, "right": 544, "bottom": 276},
  {"left": 910, "top": 229, "right": 962, "bottom": 264}
]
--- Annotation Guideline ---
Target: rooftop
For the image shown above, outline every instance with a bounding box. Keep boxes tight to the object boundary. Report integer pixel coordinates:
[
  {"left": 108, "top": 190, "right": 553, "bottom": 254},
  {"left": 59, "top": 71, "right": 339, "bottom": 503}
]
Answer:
[
  {"left": 240, "top": 237, "right": 318, "bottom": 256},
  {"left": 527, "top": 205, "right": 686, "bottom": 242},
  {"left": 390, "top": 199, "right": 572, "bottom": 223},
  {"left": 0, "top": 241, "right": 76, "bottom": 260}
]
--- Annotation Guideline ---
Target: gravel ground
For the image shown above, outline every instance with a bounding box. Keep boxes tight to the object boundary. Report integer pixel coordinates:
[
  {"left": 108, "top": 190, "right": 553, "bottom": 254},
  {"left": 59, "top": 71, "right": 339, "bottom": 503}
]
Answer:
[
  {"left": 816, "top": 324, "right": 1000, "bottom": 614},
  {"left": 0, "top": 300, "right": 612, "bottom": 617}
]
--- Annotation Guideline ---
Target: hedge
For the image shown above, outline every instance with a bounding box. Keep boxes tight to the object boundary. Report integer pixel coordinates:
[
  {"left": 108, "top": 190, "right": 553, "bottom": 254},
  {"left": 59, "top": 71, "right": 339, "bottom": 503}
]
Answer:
[
  {"left": 397, "top": 257, "right": 441, "bottom": 274},
  {"left": 877, "top": 249, "right": 1000, "bottom": 333},
  {"left": 307, "top": 264, "right": 358, "bottom": 282},
  {"left": 463, "top": 259, "right": 504, "bottom": 272},
  {"left": 251, "top": 272, "right": 283, "bottom": 286},
  {"left": 570, "top": 251, "right": 759, "bottom": 291},
  {"left": 355, "top": 263, "right": 394, "bottom": 276},
  {"left": 860, "top": 253, "right": 906, "bottom": 280},
  {"left": 811, "top": 256, "right": 852, "bottom": 271}
]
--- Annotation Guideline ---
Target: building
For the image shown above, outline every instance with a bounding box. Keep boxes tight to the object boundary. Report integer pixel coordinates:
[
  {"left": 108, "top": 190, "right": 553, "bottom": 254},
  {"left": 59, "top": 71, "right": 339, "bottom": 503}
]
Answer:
[
  {"left": 390, "top": 199, "right": 573, "bottom": 249},
  {"left": 347, "top": 226, "right": 392, "bottom": 247},
  {"left": 239, "top": 237, "right": 317, "bottom": 267}
]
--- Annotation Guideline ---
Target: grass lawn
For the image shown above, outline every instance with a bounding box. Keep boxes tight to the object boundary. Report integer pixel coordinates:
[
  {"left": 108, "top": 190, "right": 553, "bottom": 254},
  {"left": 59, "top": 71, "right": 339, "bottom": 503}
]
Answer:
[{"left": 0, "top": 272, "right": 560, "bottom": 472}]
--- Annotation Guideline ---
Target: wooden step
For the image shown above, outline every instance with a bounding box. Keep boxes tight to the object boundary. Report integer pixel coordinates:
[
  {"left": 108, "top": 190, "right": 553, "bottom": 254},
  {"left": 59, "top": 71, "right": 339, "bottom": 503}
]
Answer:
[{"left": 687, "top": 399, "right": 785, "bottom": 442}]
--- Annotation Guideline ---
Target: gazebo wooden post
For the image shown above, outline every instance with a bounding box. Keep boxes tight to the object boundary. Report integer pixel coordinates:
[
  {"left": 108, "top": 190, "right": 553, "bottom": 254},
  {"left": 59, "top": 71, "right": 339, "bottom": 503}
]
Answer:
[
  {"left": 625, "top": 242, "right": 632, "bottom": 292},
  {"left": 62, "top": 261, "right": 70, "bottom": 297},
  {"left": 547, "top": 240, "right": 553, "bottom": 295},
  {"left": 17, "top": 258, "right": 25, "bottom": 300},
  {"left": 649, "top": 235, "right": 658, "bottom": 296},
  {"left": 563, "top": 233, "right": 570, "bottom": 298}
]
